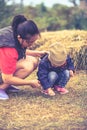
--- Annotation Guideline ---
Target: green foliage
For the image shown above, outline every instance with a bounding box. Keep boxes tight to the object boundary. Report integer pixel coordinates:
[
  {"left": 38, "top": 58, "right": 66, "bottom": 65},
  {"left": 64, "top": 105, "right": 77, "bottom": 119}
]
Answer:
[
  {"left": 69, "top": 0, "right": 78, "bottom": 6},
  {"left": 0, "top": 0, "right": 6, "bottom": 21},
  {"left": 67, "top": 8, "right": 87, "bottom": 29},
  {"left": 0, "top": 1, "right": 87, "bottom": 30},
  {"left": 36, "top": 2, "right": 47, "bottom": 13}
]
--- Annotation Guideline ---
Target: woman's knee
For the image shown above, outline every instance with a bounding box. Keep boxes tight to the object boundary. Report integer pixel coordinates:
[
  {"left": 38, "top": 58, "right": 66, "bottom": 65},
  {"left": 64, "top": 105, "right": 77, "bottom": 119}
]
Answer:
[
  {"left": 27, "top": 56, "right": 39, "bottom": 69},
  {"left": 24, "top": 60, "right": 38, "bottom": 72},
  {"left": 15, "top": 58, "right": 38, "bottom": 78},
  {"left": 17, "top": 57, "right": 39, "bottom": 71},
  {"left": 32, "top": 57, "right": 39, "bottom": 69}
]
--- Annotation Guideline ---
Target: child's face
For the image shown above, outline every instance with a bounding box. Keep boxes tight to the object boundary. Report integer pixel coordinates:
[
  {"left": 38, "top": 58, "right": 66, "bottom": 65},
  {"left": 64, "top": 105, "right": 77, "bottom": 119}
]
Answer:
[
  {"left": 51, "top": 61, "right": 66, "bottom": 67},
  {"left": 51, "top": 62, "right": 58, "bottom": 67}
]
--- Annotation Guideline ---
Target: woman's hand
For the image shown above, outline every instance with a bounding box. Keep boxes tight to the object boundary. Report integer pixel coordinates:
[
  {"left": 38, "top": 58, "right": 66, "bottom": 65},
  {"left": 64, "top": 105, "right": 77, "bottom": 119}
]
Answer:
[
  {"left": 30, "top": 79, "right": 41, "bottom": 88},
  {"left": 35, "top": 51, "right": 48, "bottom": 57}
]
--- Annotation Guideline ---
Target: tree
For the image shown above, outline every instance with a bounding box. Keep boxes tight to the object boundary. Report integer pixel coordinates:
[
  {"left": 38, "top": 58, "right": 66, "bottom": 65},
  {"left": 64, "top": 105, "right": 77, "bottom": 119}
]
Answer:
[
  {"left": 69, "top": 0, "right": 78, "bottom": 6},
  {"left": 0, "top": 0, "right": 24, "bottom": 28},
  {"left": 0, "top": 0, "right": 6, "bottom": 20}
]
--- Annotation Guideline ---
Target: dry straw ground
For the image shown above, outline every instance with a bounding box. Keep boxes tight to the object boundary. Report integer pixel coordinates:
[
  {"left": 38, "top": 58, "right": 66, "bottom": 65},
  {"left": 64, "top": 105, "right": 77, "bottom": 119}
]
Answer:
[{"left": 0, "top": 30, "right": 87, "bottom": 130}]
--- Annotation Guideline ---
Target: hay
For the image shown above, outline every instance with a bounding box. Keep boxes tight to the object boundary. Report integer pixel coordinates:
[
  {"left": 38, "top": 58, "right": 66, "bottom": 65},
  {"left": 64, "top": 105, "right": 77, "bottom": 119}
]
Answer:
[
  {"left": 76, "top": 45, "right": 87, "bottom": 70},
  {"left": 32, "top": 30, "right": 87, "bottom": 70}
]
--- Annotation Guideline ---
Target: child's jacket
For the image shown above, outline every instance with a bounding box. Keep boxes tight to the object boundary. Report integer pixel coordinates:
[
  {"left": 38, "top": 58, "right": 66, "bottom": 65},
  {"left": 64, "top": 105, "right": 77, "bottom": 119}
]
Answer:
[{"left": 37, "top": 54, "right": 75, "bottom": 88}]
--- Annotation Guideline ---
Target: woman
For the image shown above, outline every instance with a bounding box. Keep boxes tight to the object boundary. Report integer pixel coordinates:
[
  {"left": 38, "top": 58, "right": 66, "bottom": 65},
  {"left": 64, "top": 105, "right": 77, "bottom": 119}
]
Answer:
[{"left": 0, "top": 14, "right": 46, "bottom": 100}]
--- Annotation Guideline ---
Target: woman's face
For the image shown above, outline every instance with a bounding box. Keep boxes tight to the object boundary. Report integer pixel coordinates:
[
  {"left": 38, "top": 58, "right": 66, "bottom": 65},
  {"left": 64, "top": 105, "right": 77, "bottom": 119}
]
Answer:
[{"left": 17, "top": 34, "right": 39, "bottom": 48}]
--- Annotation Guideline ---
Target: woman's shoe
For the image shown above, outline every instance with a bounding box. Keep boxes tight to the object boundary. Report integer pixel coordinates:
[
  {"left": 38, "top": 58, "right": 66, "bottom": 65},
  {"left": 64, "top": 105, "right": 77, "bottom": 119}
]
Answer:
[
  {"left": 6, "top": 85, "right": 20, "bottom": 93},
  {"left": 0, "top": 89, "right": 9, "bottom": 100}
]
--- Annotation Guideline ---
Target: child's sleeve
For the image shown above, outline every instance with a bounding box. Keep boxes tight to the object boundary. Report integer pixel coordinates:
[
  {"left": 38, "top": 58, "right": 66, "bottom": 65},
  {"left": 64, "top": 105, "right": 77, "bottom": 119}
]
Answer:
[
  {"left": 67, "top": 55, "right": 75, "bottom": 72},
  {"left": 37, "top": 61, "right": 52, "bottom": 89}
]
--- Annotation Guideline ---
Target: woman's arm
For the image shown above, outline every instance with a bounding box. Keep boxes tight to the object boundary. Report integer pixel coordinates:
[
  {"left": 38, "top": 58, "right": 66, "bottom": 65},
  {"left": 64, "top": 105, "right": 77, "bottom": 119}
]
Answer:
[
  {"left": 26, "top": 49, "right": 47, "bottom": 57},
  {"left": 2, "top": 73, "right": 40, "bottom": 88}
]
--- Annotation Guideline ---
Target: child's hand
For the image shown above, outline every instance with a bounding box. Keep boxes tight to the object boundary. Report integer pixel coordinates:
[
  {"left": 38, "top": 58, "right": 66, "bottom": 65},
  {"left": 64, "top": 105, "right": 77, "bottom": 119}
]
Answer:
[{"left": 69, "top": 70, "right": 74, "bottom": 77}]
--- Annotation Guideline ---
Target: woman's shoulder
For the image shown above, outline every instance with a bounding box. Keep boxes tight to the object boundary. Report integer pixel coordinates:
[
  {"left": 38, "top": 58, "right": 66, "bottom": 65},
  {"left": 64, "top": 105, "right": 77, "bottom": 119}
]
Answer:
[
  {"left": 0, "top": 26, "right": 12, "bottom": 33},
  {"left": 0, "top": 26, "right": 13, "bottom": 38},
  {"left": 0, "top": 26, "right": 15, "bottom": 47}
]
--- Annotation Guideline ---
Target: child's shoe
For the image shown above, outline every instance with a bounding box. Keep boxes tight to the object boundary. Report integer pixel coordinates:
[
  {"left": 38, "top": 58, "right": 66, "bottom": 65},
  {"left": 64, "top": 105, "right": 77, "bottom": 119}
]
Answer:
[
  {"left": 41, "top": 88, "right": 55, "bottom": 96},
  {"left": 54, "top": 86, "right": 69, "bottom": 94},
  {"left": 59, "top": 88, "right": 69, "bottom": 94}
]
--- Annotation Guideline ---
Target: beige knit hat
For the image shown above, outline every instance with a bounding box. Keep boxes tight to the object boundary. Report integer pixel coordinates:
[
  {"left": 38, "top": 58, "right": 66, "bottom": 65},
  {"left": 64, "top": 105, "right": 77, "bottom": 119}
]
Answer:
[{"left": 48, "top": 42, "right": 67, "bottom": 66}]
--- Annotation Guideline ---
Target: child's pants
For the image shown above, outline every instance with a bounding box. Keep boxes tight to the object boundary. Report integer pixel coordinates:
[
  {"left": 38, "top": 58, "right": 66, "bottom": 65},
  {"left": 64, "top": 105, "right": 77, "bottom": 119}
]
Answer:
[{"left": 48, "top": 70, "right": 70, "bottom": 88}]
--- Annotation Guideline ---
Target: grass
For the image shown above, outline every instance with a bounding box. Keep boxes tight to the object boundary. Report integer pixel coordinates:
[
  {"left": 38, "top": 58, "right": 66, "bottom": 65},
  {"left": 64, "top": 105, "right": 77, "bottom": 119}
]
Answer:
[
  {"left": 0, "top": 30, "right": 87, "bottom": 130},
  {"left": 0, "top": 71, "right": 87, "bottom": 130}
]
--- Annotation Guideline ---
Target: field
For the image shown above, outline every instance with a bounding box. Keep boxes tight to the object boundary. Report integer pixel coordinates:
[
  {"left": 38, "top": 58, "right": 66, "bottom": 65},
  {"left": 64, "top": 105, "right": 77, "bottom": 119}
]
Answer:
[{"left": 0, "top": 30, "right": 87, "bottom": 130}]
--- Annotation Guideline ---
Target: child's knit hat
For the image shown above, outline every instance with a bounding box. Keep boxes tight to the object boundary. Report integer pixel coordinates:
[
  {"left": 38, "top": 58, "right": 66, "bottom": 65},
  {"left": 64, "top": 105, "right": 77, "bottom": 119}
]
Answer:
[{"left": 48, "top": 42, "right": 67, "bottom": 66}]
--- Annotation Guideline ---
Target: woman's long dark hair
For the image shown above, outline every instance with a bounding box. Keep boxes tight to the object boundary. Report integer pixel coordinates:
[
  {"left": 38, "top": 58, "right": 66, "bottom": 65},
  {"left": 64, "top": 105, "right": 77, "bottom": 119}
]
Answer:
[
  {"left": 11, "top": 14, "right": 40, "bottom": 59},
  {"left": 12, "top": 14, "right": 27, "bottom": 48},
  {"left": 17, "top": 20, "right": 40, "bottom": 39},
  {"left": 12, "top": 15, "right": 40, "bottom": 45}
]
